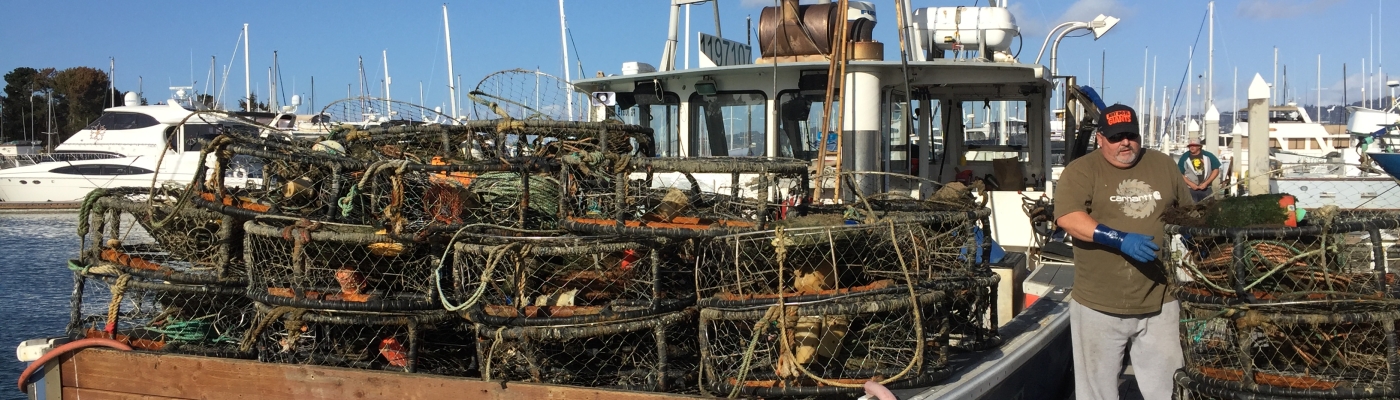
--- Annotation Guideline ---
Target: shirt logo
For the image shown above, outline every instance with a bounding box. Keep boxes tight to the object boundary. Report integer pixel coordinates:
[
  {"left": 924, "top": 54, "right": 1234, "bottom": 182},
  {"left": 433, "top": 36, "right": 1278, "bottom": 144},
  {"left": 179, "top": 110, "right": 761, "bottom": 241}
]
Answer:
[
  {"left": 1105, "top": 110, "right": 1133, "bottom": 125},
  {"left": 1109, "top": 179, "right": 1160, "bottom": 219}
]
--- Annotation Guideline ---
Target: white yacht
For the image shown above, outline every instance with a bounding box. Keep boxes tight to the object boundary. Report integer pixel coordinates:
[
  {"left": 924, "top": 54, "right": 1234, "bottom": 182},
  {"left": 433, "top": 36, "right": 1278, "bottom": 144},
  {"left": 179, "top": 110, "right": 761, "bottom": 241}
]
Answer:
[
  {"left": 1228, "top": 103, "right": 1354, "bottom": 166},
  {"left": 0, "top": 90, "right": 277, "bottom": 203}
]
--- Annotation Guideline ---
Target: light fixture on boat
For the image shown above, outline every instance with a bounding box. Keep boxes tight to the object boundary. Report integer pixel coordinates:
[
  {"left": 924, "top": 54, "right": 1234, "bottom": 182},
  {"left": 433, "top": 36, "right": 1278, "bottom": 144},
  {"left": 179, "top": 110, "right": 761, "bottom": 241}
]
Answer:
[
  {"left": 694, "top": 77, "right": 718, "bottom": 96},
  {"left": 1035, "top": 13, "right": 1120, "bottom": 76}
]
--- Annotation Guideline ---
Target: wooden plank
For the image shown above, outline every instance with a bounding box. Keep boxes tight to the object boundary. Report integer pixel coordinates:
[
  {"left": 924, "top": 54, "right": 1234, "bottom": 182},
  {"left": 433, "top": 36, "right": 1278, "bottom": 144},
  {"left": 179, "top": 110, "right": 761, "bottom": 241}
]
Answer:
[
  {"left": 62, "top": 387, "right": 187, "bottom": 400},
  {"left": 63, "top": 349, "right": 708, "bottom": 400}
]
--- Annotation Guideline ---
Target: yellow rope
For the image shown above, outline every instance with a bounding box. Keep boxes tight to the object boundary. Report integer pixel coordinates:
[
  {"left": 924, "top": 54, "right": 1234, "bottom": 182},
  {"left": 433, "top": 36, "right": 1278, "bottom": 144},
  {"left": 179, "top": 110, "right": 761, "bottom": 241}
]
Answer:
[{"left": 103, "top": 274, "right": 132, "bottom": 334}]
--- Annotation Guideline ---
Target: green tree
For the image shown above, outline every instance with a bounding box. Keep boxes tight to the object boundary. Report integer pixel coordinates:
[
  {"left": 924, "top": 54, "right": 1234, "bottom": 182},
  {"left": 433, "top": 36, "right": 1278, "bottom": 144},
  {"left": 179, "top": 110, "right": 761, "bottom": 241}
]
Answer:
[
  {"left": 1, "top": 67, "right": 40, "bottom": 143},
  {"left": 53, "top": 66, "right": 110, "bottom": 137},
  {"left": 238, "top": 93, "right": 268, "bottom": 112},
  {"left": 194, "top": 93, "right": 217, "bottom": 110}
]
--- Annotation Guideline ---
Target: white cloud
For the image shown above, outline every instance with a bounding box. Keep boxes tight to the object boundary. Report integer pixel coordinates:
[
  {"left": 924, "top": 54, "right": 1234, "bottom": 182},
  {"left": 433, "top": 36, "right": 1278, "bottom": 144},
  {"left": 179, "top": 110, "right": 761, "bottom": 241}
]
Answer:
[{"left": 1236, "top": 0, "right": 1341, "bottom": 20}]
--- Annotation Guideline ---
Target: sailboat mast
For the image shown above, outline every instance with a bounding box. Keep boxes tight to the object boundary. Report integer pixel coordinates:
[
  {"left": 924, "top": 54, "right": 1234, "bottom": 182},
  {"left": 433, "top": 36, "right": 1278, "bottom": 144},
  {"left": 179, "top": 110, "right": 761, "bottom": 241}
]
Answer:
[
  {"left": 1206, "top": 1, "right": 1213, "bottom": 112},
  {"left": 559, "top": 0, "right": 573, "bottom": 120},
  {"left": 383, "top": 49, "right": 392, "bottom": 112},
  {"left": 245, "top": 23, "right": 251, "bottom": 111},
  {"left": 443, "top": 4, "right": 459, "bottom": 120}
]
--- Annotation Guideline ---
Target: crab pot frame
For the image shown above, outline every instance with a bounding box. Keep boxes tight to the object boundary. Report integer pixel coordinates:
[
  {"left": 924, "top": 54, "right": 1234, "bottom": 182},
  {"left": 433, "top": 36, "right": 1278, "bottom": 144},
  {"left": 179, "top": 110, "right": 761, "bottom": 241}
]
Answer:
[
  {"left": 195, "top": 137, "right": 371, "bottom": 225},
  {"left": 67, "top": 269, "right": 253, "bottom": 358},
  {"left": 560, "top": 157, "right": 810, "bottom": 238},
  {"left": 695, "top": 211, "right": 991, "bottom": 307},
  {"left": 81, "top": 189, "right": 246, "bottom": 285},
  {"left": 246, "top": 303, "right": 475, "bottom": 376},
  {"left": 1174, "top": 370, "right": 1329, "bottom": 400},
  {"left": 243, "top": 219, "right": 446, "bottom": 312},
  {"left": 346, "top": 158, "right": 564, "bottom": 235},
  {"left": 1168, "top": 217, "right": 1400, "bottom": 304},
  {"left": 336, "top": 119, "right": 656, "bottom": 164},
  {"left": 698, "top": 289, "right": 961, "bottom": 398},
  {"left": 475, "top": 309, "right": 697, "bottom": 392},
  {"left": 451, "top": 234, "right": 693, "bottom": 326},
  {"left": 1179, "top": 301, "right": 1400, "bottom": 398}
]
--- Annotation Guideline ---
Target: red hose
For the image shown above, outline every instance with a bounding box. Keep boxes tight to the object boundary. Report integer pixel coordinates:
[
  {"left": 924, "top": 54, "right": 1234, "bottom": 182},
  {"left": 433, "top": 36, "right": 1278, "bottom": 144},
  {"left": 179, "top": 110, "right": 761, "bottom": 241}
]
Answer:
[{"left": 17, "top": 338, "right": 132, "bottom": 393}]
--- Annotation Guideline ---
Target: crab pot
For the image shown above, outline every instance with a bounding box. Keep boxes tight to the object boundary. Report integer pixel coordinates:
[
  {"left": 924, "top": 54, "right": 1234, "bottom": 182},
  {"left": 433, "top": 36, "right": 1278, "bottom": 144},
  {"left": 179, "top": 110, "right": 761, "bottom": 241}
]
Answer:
[
  {"left": 698, "top": 289, "right": 961, "bottom": 398},
  {"left": 451, "top": 234, "right": 693, "bottom": 325},
  {"left": 67, "top": 269, "right": 252, "bottom": 358},
  {"left": 246, "top": 303, "right": 475, "bottom": 376},
  {"left": 1179, "top": 301, "right": 1400, "bottom": 398},
  {"left": 560, "top": 157, "right": 810, "bottom": 238},
  {"left": 81, "top": 189, "right": 246, "bottom": 284},
  {"left": 695, "top": 211, "right": 989, "bottom": 307},
  {"left": 243, "top": 219, "right": 446, "bottom": 312},
  {"left": 197, "top": 137, "right": 370, "bottom": 225},
  {"left": 475, "top": 309, "right": 697, "bottom": 392},
  {"left": 1168, "top": 216, "right": 1400, "bottom": 304},
  {"left": 347, "top": 159, "right": 564, "bottom": 235},
  {"left": 334, "top": 119, "right": 655, "bottom": 163}
]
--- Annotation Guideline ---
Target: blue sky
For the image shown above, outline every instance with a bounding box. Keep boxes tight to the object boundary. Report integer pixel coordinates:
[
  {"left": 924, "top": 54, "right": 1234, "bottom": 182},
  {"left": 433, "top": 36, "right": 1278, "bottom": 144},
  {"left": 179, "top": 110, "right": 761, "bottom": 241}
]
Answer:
[{"left": 0, "top": 0, "right": 1394, "bottom": 117}]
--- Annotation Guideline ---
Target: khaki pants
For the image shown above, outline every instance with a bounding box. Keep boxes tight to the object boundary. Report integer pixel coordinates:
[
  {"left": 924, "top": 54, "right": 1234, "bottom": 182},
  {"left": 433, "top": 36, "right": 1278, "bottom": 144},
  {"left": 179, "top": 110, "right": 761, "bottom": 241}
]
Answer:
[{"left": 1070, "top": 299, "right": 1182, "bottom": 400}]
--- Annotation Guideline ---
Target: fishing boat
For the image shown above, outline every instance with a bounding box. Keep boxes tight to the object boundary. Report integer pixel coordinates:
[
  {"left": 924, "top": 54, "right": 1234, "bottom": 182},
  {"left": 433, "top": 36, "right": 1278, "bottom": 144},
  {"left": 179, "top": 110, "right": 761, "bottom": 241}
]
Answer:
[{"left": 17, "top": 1, "right": 1088, "bottom": 399}]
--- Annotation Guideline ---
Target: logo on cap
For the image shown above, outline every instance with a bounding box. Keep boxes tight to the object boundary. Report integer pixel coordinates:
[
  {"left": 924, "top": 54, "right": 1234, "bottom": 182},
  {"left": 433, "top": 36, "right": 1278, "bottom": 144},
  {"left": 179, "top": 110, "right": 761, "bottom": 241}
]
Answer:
[{"left": 1105, "top": 110, "right": 1133, "bottom": 126}]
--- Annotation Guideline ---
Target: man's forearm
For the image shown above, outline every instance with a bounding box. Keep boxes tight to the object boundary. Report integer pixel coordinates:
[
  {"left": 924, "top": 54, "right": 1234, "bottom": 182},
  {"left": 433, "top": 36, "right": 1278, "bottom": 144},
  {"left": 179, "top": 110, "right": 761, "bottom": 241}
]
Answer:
[{"left": 1057, "top": 211, "right": 1098, "bottom": 242}]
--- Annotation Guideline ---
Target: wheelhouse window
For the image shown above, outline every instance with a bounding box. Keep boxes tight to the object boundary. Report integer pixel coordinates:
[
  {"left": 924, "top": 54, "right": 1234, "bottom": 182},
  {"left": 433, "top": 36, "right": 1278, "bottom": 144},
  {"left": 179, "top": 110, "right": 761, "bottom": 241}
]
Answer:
[
  {"left": 689, "top": 91, "right": 766, "bottom": 157},
  {"left": 615, "top": 91, "right": 681, "bottom": 157},
  {"left": 84, "top": 112, "right": 160, "bottom": 131},
  {"left": 182, "top": 124, "right": 221, "bottom": 151},
  {"left": 49, "top": 164, "right": 155, "bottom": 175},
  {"left": 776, "top": 90, "right": 837, "bottom": 160},
  {"left": 961, "top": 100, "right": 1030, "bottom": 162}
]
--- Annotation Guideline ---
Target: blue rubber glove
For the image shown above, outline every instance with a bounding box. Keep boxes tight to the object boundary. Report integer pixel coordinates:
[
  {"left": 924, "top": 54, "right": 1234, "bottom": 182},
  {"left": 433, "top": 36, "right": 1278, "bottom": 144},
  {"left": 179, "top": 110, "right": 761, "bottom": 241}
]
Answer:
[{"left": 1093, "top": 224, "right": 1159, "bottom": 263}]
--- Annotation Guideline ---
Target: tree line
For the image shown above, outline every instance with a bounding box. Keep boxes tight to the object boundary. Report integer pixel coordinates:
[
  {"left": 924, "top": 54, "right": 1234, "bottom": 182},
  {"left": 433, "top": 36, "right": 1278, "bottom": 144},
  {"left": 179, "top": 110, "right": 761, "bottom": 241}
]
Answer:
[{"left": 1, "top": 66, "right": 131, "bottom": 146}]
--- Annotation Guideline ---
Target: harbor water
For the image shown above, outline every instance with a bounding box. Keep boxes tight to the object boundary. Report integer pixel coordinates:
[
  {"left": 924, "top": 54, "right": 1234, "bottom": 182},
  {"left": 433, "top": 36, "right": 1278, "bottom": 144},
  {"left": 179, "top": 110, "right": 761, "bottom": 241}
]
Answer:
[{"left": 1, "top": 212, "right": 81, "bottom": 400}]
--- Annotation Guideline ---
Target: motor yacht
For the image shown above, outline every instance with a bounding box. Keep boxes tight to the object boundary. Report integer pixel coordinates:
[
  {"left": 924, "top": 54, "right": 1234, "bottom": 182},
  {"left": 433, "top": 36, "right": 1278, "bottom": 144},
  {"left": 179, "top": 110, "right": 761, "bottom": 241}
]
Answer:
[{"left": 0, "top": 89, "right": 283, "bottom": 202}]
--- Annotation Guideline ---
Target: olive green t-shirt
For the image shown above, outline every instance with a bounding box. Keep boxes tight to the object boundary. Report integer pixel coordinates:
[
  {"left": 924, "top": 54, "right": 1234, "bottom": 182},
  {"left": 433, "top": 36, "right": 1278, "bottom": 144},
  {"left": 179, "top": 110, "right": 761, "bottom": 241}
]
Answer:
[{"left": 1053, "top": 148, "right": 1194, "bottom": 315}]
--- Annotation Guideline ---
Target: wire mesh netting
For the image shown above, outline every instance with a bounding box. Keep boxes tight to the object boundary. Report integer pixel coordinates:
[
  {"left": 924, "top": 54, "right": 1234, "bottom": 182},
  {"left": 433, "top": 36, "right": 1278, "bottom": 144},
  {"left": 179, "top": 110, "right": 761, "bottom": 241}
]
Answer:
[
  {"left": 695, "top": 213, "right": 991, "bottom": 306},
  {"left": 476, "top": 309, "right": 697, "bottom": 392},
  {"left": 243, "top": 219, "right": 445, "bottom": 311},
  {"left": 318, "top": 96, "right": 459, "bottom": 129},
  {"left": 195, "top": 135, "right": 368, "bottom": 224},
  {"left": 465, "top": 69, "right": 589, "bottom": 121},
  {"left": 81, "top": 188, "right": 246, "bottom": 284},
  {"left": 698, "top": 289, "right": 961, "bottom": 398},
  {"left": 561, "top": 157, "right": 810, "bottom": 238},
  {"left": 68, "top": 270, "right": 252, "bottom": 358},
  {"left": 1168, "top": 216, "right": 1400, "bottom": 304},
  {"left": 1179, "top": 301, "right": 1400, "bottom": 398},
  {"left": 450, "top": 234, "right": 693, "bottom": 325},
  {"left": 346, "top": 161, "right": 563, "bottom": 235},
  {"left": 244, "top": 303, "right": 475, "bottom": 376}
]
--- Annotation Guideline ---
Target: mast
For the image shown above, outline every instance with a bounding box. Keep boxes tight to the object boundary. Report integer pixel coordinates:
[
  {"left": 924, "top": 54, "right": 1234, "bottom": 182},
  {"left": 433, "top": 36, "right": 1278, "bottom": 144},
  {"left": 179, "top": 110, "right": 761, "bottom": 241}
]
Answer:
[
  {"left": 443, "top": 4, "right": 459, "bottom": 120},
  {"left": 1273, "top": 47, "right": 1278, "bottom": 106},
  {"left": 383, "top": 49, "right": 392, "bottom": 112},
  {"left": 244, "top": 23, "right": 251, "bottom": 111},
  {"left": 109, "top": 57, "right": 115, "bottom": 108},
  {"left": 1206, "top": 1, "right": 1214, "bottom": 113},
  {"left": 1141, "top": 47, "right": 1148, "bottom": 128},
  {"left": 558, "top": 0, "right": 573, "bottom": 120},
  {"left": 1317, "top": 54, "right": 1321, "bottom": 122},
  {"left": 270, "top": 51, "right": 279, "bottom": 111}
]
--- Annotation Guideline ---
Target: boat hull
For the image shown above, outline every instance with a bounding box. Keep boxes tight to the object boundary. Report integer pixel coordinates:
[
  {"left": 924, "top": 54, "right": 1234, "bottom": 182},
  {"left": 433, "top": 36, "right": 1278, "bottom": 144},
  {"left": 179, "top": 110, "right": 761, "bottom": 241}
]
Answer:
[{"left": 1368, "top": 152, "right": 1400, "bottom": 181}]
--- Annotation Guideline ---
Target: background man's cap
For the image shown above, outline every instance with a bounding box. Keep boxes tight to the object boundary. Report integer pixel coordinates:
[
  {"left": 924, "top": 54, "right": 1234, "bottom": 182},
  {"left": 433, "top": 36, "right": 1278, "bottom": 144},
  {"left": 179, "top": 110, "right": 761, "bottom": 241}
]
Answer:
[
  {"left": 1188, "top": 138, "right": 1202, "bottom": 146},
  {"left": 1098, "top": 104, "right": 1139, "bottom": 137}
]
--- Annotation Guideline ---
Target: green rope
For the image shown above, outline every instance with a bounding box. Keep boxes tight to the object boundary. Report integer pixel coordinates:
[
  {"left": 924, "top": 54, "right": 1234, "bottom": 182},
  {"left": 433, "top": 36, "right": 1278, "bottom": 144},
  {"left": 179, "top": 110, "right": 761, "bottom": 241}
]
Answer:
[
  {"left": 76, "top": 188, "right": 110, "bottom": 241},
  {"left": 338, "top": 185, "right": 359, "bottom": 217}
]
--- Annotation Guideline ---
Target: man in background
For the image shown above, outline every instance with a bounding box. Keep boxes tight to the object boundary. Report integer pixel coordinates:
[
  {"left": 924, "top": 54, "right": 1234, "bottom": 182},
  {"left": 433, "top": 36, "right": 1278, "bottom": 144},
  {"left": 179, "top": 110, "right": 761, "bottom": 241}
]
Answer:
[{"left": 1178, "top": 138, "right": 1221, "bottom": 202}]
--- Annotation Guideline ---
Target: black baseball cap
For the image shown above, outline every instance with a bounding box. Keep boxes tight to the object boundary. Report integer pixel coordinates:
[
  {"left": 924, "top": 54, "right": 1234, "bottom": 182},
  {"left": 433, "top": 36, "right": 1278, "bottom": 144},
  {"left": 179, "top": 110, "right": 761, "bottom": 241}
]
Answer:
[{"left": 1098, "top": 104, "right": 1140, "bottom": 140}]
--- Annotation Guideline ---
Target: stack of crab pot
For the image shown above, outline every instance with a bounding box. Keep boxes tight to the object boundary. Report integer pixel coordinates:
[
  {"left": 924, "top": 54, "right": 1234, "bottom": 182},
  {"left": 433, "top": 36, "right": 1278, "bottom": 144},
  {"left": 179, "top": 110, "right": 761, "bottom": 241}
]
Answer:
[
  {"left": 677, "top": 169, "right": 1001, "bottom": 398},
  {"left": 70, "top": 186, "right": 254, "bottom": 358},
  {"left": 1168, "top": 210, "right": 1400, "bottom": 399}
]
